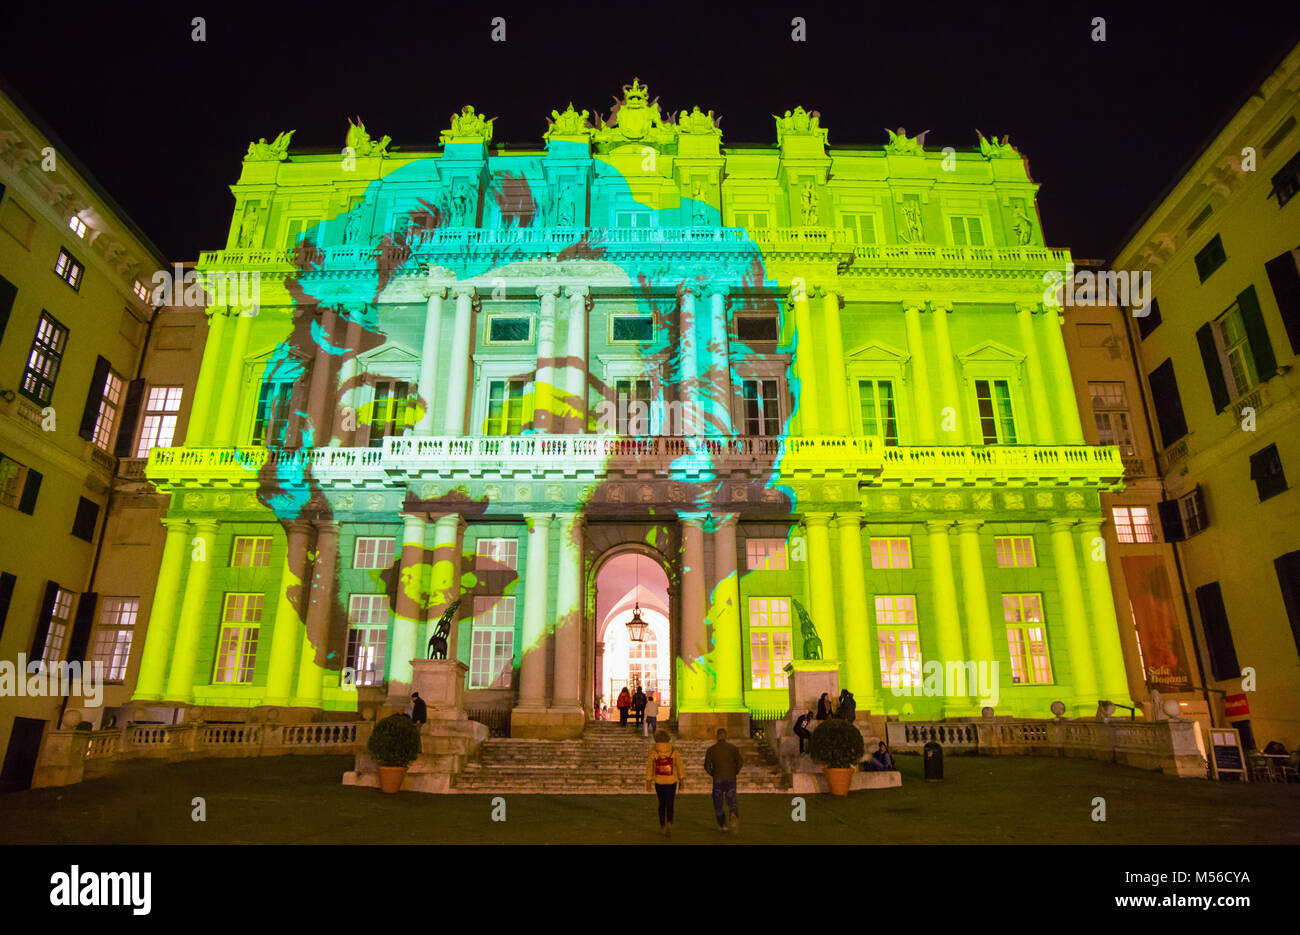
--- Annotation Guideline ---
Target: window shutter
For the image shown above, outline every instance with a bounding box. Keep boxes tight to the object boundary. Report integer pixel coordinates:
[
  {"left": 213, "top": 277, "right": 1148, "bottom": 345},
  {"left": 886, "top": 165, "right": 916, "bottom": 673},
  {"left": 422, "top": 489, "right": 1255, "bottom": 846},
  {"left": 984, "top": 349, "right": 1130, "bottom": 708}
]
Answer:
[
  {"left": 1195, "top": 323, "right": 1231, "bottom": 412},
  {"left": 1274, "top": 550, "right": 1300, "bottom": 659},
  {"left": 114, "top": 378, "right": 146, "bottom": 458},
  {"left": 1147, "top": 359, "right": 1188, "bottom": 447},
  {"left": 1192, "top": 485, "right": 1209, "bottom": 529},
  {"left": 1263, "top": 251, "right": 1300, "bottom": 355},
  {"left": 18, "top": 468, "right": 42, "bottom": 515},
  {"left": 66, "top": 592, "right": 97, "bottom": 665},
  {"left": 1236, "top": 285, "right": 1277, "bottom": 381},
  {"left": 1157, "top": 499, "right": 1185, "bottom": 542},
  {"left": 78, "top": 355, "right": 112, "bottom": 441},
  {"left": 1194, "top": 582, "right": 1240, "bottom": 681},
  {"left": 0, "top": 571, "right": 15, "bottom": 643},
  {"left": 29, "top": 580, "right": 59, "bottom": 662},
  {"left": 0, "top": 273, "right": 16, "bottom": 344}
]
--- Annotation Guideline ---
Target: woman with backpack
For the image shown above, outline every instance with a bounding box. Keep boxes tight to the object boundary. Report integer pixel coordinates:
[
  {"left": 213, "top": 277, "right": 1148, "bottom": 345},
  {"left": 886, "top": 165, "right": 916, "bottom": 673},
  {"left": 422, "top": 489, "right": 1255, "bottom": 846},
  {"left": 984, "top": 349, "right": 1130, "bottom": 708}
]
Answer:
[
  {"left": 617, "top": 686, "right": 632, "bottom": 726},
  {"left": 645, "top": 728, "right": 685, "bottom": 837}
]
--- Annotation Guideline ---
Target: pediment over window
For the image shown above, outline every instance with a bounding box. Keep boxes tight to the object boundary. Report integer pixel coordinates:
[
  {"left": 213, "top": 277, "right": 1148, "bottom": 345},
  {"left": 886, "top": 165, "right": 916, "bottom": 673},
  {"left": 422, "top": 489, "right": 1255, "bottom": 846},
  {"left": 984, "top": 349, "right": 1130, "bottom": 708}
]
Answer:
[
  {"left": 956, "top": 340, "right": 1025, "bottom": 365},
  {"left": 845, "top": 340, "right": 910, "bottom": 364},
  {"left": 357, "top": 343, "right": 422, "bottom": 367}
]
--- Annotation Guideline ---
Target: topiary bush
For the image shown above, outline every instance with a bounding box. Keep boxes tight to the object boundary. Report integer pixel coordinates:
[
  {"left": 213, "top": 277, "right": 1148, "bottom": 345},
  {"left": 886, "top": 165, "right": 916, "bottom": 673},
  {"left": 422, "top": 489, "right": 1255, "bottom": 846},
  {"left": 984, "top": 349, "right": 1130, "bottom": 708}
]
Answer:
[
  {"left": 808, "top": 718, "right": 865, "bottom": 769},
  {"left": 367, "top": 713, "right": 422, "bottom": 767}
]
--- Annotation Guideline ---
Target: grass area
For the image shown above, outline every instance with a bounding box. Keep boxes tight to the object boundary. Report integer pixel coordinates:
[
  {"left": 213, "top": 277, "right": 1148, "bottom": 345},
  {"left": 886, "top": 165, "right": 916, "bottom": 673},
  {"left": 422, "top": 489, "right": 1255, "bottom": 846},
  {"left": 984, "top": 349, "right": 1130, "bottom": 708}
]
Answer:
[{"left": 2, "top": 753, "right": 1297, "bottom": 845}]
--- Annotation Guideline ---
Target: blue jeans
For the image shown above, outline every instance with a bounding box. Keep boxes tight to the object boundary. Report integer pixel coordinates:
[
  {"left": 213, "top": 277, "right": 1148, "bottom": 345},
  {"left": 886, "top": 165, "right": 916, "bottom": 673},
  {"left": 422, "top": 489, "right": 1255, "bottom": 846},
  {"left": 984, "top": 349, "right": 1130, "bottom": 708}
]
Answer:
[
  {"left": 712, "top": 780, "right": 738, "bottom": 827},
  {"left": 644, "top": 716, "right": 657, "bottom": 737}
]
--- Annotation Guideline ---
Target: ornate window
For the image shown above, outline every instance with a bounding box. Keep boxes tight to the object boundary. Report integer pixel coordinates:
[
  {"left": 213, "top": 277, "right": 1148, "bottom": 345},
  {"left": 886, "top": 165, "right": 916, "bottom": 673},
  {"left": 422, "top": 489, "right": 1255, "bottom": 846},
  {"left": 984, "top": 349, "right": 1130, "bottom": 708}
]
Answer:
[
  {"left": 748, "top": 597, "right": 792, "bottom": 690},
  {"left": 484, "top": 378, "right": 528, "bottom": 435},
  {"left": 91, "top": 598, "right": 138, "bottom": 681},
  {"left": 741, "top": 378, "right": 781, "bottom": 436},
  {"left": 213, "top": 593, "right": 262, "bottom": 683},
  {"left": 367, "top": 379, "right": 414, "bottom": 447},
  {"left": 876, "top": 595, "right": 920, "bottom": 689},
  {"left": 1003, "top": 594, "right": 1053, "bottom": 684},
  {"left": 469, "top": 596, "right": 515, "bottom": 689},
  {"left": 974, "top": 379, "right": 1018, "bottom": 444}
]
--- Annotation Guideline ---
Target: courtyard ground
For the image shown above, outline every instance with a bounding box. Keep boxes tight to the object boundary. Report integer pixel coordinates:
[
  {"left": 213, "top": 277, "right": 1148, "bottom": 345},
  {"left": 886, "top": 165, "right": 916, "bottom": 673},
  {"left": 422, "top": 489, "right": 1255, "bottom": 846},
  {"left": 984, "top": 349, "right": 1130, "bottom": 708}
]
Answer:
[{"left": 2, "top": 753, "right": 1297, "bottom": 845}]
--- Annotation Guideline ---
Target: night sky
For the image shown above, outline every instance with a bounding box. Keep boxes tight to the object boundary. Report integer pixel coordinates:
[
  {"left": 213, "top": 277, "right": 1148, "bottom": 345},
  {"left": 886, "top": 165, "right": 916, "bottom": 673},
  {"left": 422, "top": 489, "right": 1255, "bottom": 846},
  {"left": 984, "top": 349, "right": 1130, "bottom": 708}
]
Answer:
[{"left": 1, "top": 0, "right": 1296, "bottom": 263}]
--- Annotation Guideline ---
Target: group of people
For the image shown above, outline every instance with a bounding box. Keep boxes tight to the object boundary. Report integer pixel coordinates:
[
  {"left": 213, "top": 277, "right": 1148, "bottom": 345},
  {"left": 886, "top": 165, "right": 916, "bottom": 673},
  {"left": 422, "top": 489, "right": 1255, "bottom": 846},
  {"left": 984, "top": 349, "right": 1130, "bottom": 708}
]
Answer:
[
  {"left": 615, "top": 686, "right": 660, "bottom": 736},
  {"left": 646, "top": 728, "right": 743, "bottom": 837},
  {"left": 790, "top": 689, "right": 896, "bottom": 771}
]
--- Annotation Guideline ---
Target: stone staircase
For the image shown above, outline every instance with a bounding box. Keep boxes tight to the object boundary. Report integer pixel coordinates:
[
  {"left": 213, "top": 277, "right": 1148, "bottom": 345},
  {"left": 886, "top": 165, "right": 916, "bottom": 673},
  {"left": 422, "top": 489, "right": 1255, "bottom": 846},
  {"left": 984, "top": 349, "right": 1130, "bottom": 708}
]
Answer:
[{"left": 453, "top": 720, "right": 790, "bottom": 794}]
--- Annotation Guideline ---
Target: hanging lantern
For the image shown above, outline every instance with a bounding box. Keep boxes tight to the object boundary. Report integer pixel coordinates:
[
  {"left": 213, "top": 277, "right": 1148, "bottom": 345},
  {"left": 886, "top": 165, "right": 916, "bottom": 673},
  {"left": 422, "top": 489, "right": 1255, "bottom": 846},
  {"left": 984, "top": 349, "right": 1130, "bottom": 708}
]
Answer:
[{"left": 626, "top": 602, "right": 648, "bottom": 643}]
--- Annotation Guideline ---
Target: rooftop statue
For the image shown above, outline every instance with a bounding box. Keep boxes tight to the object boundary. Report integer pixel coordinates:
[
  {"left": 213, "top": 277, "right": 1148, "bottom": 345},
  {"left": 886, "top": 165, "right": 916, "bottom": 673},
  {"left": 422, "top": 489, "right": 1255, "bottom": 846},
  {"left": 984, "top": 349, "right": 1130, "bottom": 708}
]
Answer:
[
  {"left": 678, "top": 105, "right": 721, "bottom": 137},
  {"left": 441, "top": 105, "right": 495, "bottom": 146},
  {"left": 774, "top": 106, "right": 828, "bottom": 146},
  {"left": 245, "top": 130, "right": 295, "bottom": 162},
  {"left": 976, "top": 129, "right": 1018, "bottom": 159},
  {"left": 594, "top": 78, "right": 677, "bottom": 148},
  {"left": 346, "top": 116, "right": 391, "bottom": 157},
  {"left": 544, "top": 103, "right": 593, "bottom": 141},
  {"left": 884, "top": 126, "right": 927, "bottom": 156}
]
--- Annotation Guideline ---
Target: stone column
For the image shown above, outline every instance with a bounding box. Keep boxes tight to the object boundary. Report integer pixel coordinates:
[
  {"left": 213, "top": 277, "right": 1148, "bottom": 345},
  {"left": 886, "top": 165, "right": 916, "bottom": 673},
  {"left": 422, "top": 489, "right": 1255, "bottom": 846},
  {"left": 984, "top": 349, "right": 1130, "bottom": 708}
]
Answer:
[
  {"left": 212, "top": 311, "right": 254, "bottom": 446},
  {"left": 442, "top": 284, "right": 475, "bottom": 436},
  {"left": 804, "top": 514, "right": 840, "bottom": 663},
  {"left": 710, "top": 514, "right": 745, "bottom": 711},
  {"left": 1078, "top": 519, "right": 1134, "bottom": 705},
  {"left": 305, "top": 308, "right": 337, "bottom": 448},
  {"left": 956, "top": 520, "right": 997, "bottom": 709},
  {"left": 707, "top": 285, "right": 734, "bottom": 435},
  {"left": 516, "top": 513, "right": 554, "bottom": 710},
  {"left": 185, "top": 311, "right": 227, "bottom": 445},
  {"left": 1043, "top": 307, "right": 1085, "bottom": 444},
  {"left": 1017, "top": 302, "right": 1055, "bottom": 444},
  {"left": 679, "top": 284, "right": 701, "bottom": 435},
  {"left": 164, "top": 520, "right": 218, "bottom": 703},
  {"left": 415, "top": 285, "right": 446, "bottom": 435},
  {"left": 333, "top": 315, "right": 363, "bottom": 446},
  {"left": 926, "top": 520, "right": 967, "bottom": 714},
  {"left": 1049, "top": 519, "right": 1099, "bottom": 710},
  {"left": 294, "top": 521, "right": 339, "bottom": 707},
  {"left": 677, "top": 516, "right": 708, "bottom": 713},
  {"left": 425, "top": 513, "right": 463, "bottom": 655},
  {"left": 551, "top": 513, "right": 586, "bottom": 728},
  {"left": 388, "top": 513, "right": 427, "bottom": 692},
  {"left": 792, "top": 283, "right": 820, "bottom": 435},
  {"left": 133, "top": 519, "right": 191, "bottom": 700},
  {"left": 834, "top": 512, "right": 876, "bottom": 712},
  {"left": 534, "top": 285, "right": 559, "bottom": 432},
  {"left": 564, "top": 285, "right": 589, "bottom": 433},
  {"left": 904, "top": 302, "right": 935, "bottom": 443},
  {"left": 930, "top": 300, "right": 963, "bottom": 444},
  {"left": 820, "top": 287, "right": 851, "bottom": 436},
  {"left": 264, "top": 521, "right": 313, "bottom": 705}
]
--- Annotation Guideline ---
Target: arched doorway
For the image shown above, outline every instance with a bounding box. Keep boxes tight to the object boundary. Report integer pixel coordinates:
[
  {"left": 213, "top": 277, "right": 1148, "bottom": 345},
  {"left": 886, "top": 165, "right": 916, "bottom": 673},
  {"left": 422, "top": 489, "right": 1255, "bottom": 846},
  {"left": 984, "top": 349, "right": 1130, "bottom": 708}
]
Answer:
[{"left": 593, "top": 550, "right": 671, "bottom": 719}]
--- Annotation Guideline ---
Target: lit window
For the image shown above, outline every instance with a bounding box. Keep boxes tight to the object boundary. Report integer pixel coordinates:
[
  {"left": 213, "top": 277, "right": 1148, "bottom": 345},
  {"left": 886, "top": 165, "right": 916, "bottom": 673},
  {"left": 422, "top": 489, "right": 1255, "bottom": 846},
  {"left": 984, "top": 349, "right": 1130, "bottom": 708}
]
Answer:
[
  {"left": 91, "top": 598, "right": 138, "bottom": 681},
  {"left": 135, "top": 386, "right": 183, "bottom": 457},
  {"left": 615, "top": 378, "right": 652, "bottom": 435},
  {"left": 974, "top": 379, "right": 1017, "bottom": 444},
  {"left": 213, "top": 593, "right": 262, "bottom": 683},
  {"left": 484, "top": 379, "right": 528, "bottom": 436},
  {"left": 354, "top": 537, "right": 397, "bottom": 570},
  {"left": 475, "top": 538, "right": 518, "bottom": 571},
  {"left": 39, "top": 588, "right": 76, "bottom": 666},
  {"left": 1004, "top": 594, "right": 1053, "bottom": 684},
  {"left": 368, "top": 380, "right": 413, "bottom": 447},
  {"left": 1112, "top": 507, "right": 1154, "bottom": 544},
  {"left": 994, "top": 536, "right": 1036, "bottom": 568},
  {"left": 252, "top": 380, "right": 293, "bottom": 446},
  {"left": 91, "top": 369, "right": 124, "bottom": 451},
  {"left": 132, "top": 280, "right": 149, "bottom": 302},
  {"left": 21, "top": 312, "right": 68, "bottom": 406},
  {"left": 875, "top": 595, "right": 920, "bottom": 689},
  {"left": 231, "top": 536, "right": 273, "bottom": 567},
  {"left": 68, "top": 216, "right": 87, "bottom": 238},
  {"left": 870, "top": 537, "right": 911, "bottom": 569},
  {"left": 858, "top": 380, "right": 898, "bottom": 445},
  {"left": 469, "top": 596, "right": 515, "bottom": 688},
  {"left": 1089, "top": 383, "right": 1136, "bottom": 456},
  {"left": 741, "top": 378, "right": 781, "bottom": 436},
  {"left": 346, "top": 595, "right": 390, "bottom": 686},
  {"left": 746, "top": 538, "right": 788, "bottom": 570},
  {"left": 748, "top": 597, "right": 792, "bottom": 690},
  {"left": 54, "top": 248, "right": 83, "bottom": 289}
]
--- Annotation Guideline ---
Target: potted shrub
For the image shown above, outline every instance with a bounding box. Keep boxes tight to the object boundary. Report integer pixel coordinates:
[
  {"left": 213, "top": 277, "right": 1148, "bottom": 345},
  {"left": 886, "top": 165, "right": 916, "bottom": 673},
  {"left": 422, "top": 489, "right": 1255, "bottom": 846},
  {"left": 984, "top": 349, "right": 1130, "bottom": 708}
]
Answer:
[
  {"left": 808, "top": 718, "right": 864, "bottom": 796},
  {"left": 367, "top": 713, "right": 422, "bottom": 794}
]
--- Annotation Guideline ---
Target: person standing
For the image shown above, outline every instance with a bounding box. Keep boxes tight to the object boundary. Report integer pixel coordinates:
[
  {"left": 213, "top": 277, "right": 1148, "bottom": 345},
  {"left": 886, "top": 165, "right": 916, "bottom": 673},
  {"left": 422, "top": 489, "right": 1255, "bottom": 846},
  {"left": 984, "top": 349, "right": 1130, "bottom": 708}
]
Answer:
[
  {"left": 816, "top": 693, "right": 833, "bottom": 720},
  {"left": 643, "top": 693, "right": 660, "bottom": 738},
  {"left": 704, "top": 728, "right": 744, "bottom": 834},
  {"left": 792, "top": 709, "right": 815, "bottom": 754},
  {"left": 632, "top": 686, "right": 647, "bottom": 726},
  {"left": 835, "top": 689, "right": 856, "bottom": 721},
  {"left": 617, "top": 687, "right": 632, "bottom": 726},
  {"left": 645, "top": 729, "right": 685, "bottom": 837},
  {"left": 410, "top": 692, "right": 427, "bottom": 727}
]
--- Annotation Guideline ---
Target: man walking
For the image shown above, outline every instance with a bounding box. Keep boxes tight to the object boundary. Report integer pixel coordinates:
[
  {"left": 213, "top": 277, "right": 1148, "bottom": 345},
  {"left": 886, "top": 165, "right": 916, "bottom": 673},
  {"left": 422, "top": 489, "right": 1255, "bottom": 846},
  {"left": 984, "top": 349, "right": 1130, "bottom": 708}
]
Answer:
[
  {"left": 632, "top": 686, "right": 647, "bottom": 726},
  {"left": 410, "top": 692, "right": 427, "bottom": 727},
  {"left": 704, "top": 728, "right": 743, "bottom": 834},
  {"left": 643, "top": 692, "right": 659, "bottom": 737}
]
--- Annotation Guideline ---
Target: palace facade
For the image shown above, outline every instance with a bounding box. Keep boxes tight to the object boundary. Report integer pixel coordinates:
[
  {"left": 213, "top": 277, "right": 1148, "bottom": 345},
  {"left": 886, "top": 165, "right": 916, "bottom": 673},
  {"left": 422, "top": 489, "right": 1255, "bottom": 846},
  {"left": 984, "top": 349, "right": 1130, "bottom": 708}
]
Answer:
[{"left": 129, "top": 82, "right": 1131, "bottom": 739}]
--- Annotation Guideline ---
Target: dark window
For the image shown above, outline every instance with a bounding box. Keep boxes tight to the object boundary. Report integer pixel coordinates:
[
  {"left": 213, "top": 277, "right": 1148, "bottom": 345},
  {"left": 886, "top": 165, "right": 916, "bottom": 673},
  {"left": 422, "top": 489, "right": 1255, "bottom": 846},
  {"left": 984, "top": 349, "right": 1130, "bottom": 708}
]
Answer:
[
  {"left": 367, "top": 380, "right": 411, "bottom": 448},
  {"left": 0, "top": 571, "right": 15, "bottom": 643},
  {"left": 487, "top": 317, "right": 531, "bottom": 343},
  {"left": 1135, "top": 297, "right": 1162, "bottom": 340},
  {"left": 1194, "top": 235, "right": 1227, "bottom": 283},
  {"left": 1156, "top": 499, "right": 1184, "bottom": 542},
  {"left": 20, "top": 312, "right": 68, "bottom": 406},
  {"left": 0, "top": 273, "right": 16, "bottom": 344},
  {"left": 252, "top": 380, "right": 294, "bottom": 446},
  {"left": 1233, "top": 720, "right": 1256, "bottom": 753},
  {"left": 1274, "top": 550, "right": 1300, "bottom": 660},
  {"left": 0, "top": 452, "right": 41, "bottom": 515},
  {"left": 612, "top": 315, "right": 653, "bottom": 342},
  {"left": 1194, "top": 582, "right": 1240, "bottom": 681},
  {"left": 54, "top": 248, "right": 83, "bottom": 289},
  {"left": 1264, "top": 249, "right": 1300, "bottom": 355},
  {"left": 71, "top": 497, "right": 99, "bottom": 541},
  {"left": 1147, "top": 359, "right": 1188, "bottom": 447},
  {"left": 1249, "top": 443, "right": 1287, "bottom": 501},
  {"left": 742, "top": 378, "right": 781, "bottom": 436},
  {"left": 736, "top": 316, "right": 779, "bottom": 342},
  {"left": 1269, "top": 150, "right": 1300, "bottom": 207}
]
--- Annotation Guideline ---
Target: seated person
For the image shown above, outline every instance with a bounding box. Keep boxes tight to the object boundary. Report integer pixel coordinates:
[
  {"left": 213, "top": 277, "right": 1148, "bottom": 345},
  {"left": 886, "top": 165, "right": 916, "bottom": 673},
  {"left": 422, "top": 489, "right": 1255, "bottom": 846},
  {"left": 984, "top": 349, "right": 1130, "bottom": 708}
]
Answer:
[
  {"left": 1262, "top": 740, "right": 1288, "bottom": 756},
  {"left": 863, "top": 741, "right": 895, "bottom": 771},
  {"left": 792, "top": 710, "right": 815, "bottom": 754}
]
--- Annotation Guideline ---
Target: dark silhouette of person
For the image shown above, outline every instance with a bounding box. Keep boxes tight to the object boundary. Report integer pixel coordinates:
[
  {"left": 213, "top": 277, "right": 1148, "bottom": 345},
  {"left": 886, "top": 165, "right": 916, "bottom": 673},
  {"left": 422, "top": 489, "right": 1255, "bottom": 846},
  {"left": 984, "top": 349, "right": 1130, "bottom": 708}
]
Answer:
[{"left": 411, "top": 692, "right": 427, "bottom": 725}]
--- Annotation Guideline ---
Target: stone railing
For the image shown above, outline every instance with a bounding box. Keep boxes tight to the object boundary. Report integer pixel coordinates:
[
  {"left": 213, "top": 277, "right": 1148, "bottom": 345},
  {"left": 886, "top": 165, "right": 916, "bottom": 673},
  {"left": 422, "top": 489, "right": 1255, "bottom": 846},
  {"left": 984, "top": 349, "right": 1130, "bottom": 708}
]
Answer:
[
  {"left": 1158, "top": 437, "right": 1190, "bottom": 474},
  {"left": 885, "top": 717, "right": 1206, "bottom": 777},
  {"left": 852, "top": 243, "right": 1071, "bottom": 270}
]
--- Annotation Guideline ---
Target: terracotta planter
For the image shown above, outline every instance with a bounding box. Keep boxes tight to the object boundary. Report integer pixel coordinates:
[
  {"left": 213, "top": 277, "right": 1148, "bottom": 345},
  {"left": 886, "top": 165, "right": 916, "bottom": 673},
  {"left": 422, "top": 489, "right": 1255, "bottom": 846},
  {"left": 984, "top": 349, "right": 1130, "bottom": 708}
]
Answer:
[
  {"left": 376, "top": 766, "right": 408, "bottom": 794},
  {"left": 823, "top": 766, "right": 854, "bottom": 796}
]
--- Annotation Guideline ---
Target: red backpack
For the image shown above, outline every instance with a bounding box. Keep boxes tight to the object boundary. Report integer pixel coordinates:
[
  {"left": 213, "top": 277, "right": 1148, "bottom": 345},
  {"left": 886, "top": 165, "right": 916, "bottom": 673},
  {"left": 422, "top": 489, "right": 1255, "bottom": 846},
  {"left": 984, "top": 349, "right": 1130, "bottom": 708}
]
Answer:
[{"left": 653, "top": 748, "right": 676, "bottom": 777}]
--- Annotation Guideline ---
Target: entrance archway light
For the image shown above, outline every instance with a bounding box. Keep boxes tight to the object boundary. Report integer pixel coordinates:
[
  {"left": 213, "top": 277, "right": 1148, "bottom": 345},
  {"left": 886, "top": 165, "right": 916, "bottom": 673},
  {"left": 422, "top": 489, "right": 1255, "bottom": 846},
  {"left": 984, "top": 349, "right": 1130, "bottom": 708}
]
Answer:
[{"left": 626, "top": 555, "right": 648, "bottom": 642}]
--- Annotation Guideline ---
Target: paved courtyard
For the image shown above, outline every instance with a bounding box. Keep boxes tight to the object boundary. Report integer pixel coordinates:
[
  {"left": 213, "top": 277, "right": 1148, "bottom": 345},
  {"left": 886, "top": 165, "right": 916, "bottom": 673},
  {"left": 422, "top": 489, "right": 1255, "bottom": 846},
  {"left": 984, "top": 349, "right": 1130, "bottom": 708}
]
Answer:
[{"left": 2, "top": 753, "right": 1297, "bottom": 845}]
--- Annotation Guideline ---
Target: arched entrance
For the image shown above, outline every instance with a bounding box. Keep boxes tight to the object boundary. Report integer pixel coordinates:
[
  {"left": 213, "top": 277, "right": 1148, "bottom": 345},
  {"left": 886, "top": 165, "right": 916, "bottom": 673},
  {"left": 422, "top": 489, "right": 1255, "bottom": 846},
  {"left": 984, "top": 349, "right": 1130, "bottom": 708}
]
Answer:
[{"left": 592, "top": 548, "right": 672, "bottom": 719}]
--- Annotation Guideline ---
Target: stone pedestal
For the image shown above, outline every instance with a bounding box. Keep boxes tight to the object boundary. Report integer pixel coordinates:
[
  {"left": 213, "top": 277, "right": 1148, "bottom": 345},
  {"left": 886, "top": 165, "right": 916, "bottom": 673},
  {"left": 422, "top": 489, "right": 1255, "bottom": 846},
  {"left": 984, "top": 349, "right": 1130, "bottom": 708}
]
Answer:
[
  {"left": 676, "top": 711, "right": 750, "bottom": 740},
  {"left": 786, "top": 659, "right": 840, "bottom": 718},
  {"left": 510, "top": 705, "right": 586, "bottom": 740},
  {"left": 406, "top": 659, "right": 468, "bottom": 720}
]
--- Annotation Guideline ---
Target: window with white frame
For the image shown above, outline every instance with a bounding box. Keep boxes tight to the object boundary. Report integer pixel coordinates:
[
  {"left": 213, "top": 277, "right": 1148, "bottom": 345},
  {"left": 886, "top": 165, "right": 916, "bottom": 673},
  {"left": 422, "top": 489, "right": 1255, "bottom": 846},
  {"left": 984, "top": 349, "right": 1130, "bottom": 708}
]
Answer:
[
  {"left": 230, "top": 536, "right": 273, "bottom": 567},
  {"left": 484, "top": 378, "right": 528, "bottom": 435},
  {"left": 748, "top": 597, "right": 792, "bottom": 690},
  {"left": 948, "top": 215, "right": 986, "bottom": 247},
  {"left": 1215, "top": 301, "right": 1259, "bottom": 399},
  {"left": 731, "top": 210, "right": 770, "bottom": 230},
  {"left": 741, "top": 378, "right": 781, "bottom": 436},
  {"left": 994, "top": 536, "right": 1036, "bottom": 568},
  {"left": 746, "top": 538, "right": 788, "bottom": 570},
  {"left": 91, "top": 597, "right": 138, "bottom": 681},
  {"left": 367, "top": 379, "right": 413, "bottom": 447},
  {"left": 39, "top": 588, "right": 76, "bottom": 666},
  {"left": 610, "top": 314, "right": 654, "bottom": 343},
  {"left": 974, "top": 379, "right": 1018, "bottom": 444},
  {"left": 1003, "top": 594, "right": 1053, "bottom": 684},
  {"left": 90, "top": 368, "right": 124, "bottom": 451},
  {"left": 68, "top": 216, "right": 87, "bottom": 238},
  {"left": 252, "top": 379, "right": 294, "bottom": 446},
  {"left": 132, "top": 280, "right": 149, "bottom": 302},
  {"left": 1112, "top": 506, "right": 1154, "bottom": 544},
  {"left": 870, "top": 537, "right": 912, "bottom": 569},
  {"left": 135, "top": 386, "right": 183, "bottom": 456},
  {"left": 21, "top": 312, "right": 68, "bottom": 406},
  {"left": 346, "top": 594, "right": 390, "bottom": 686},
  {"left": 614, "top": 210, "right": 652, "bottom": 228},
  {"left": 858, "top": 380, "right": 899, "bottom": 445},
  {"left": 54, "top": 248, "right": 83, "bottom": 288},
  {"left": 486, "top": 316, "right": 533, "bottom": 344},
  {"left": 469, "top": 596, "right": 515, "bottom": 688},
  {"left": 213, "top": 593, "right": 262, "bottom": 683},
  {"left": 354, "top": 536, "right": 397, "bottom": 570},
  {"left": 615, "top": 378, "right": 653, "bottom": 434},
  {"left": 475, "top": 538, "right": 518, "bottom": 571},
  {"left": 840, "top": 212, "right": 878, "bottom": 245},
  {"left": 876, "top": 595, "right": 920, "bottom": 689},
  {"left": 1089, "top": 383, "right": 1136, "bottom": 455},
  {"left": 735, "top": 314, "right": 779, "bottom": 342}
]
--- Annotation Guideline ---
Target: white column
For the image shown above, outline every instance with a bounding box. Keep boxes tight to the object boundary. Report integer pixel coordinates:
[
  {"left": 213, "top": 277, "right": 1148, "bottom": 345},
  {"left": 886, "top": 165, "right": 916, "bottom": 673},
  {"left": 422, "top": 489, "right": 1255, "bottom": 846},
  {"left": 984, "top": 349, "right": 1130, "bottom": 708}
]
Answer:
[
  {"left": 707, "top": 285, "right": 733, "bottom": 435},
  {"left": 1017, "top": 302, "right": 1055, "bottom": 444},
  {"left": 416, "top": 285, "right": 446, "bottom": 435},
  {"left": 564, "top": 285, "right": 589, "bottom": 433},
  {"left": 552, "top": 513, "right": 585, "bottom": 710},
  {"left": 517, "top": 513, "right": 553, "bottom": 708},
  {"left": 679, "top": 284, "right": 700, "bottom": 435},
  {"left": 534, "top": 285, "right": 559, "bottom": 432},
  {"left": 904, "top": 302, "right": 935, "bottom": 444},
  {"left": 442, "top": 284, "right": 475, "bottom": 436}
]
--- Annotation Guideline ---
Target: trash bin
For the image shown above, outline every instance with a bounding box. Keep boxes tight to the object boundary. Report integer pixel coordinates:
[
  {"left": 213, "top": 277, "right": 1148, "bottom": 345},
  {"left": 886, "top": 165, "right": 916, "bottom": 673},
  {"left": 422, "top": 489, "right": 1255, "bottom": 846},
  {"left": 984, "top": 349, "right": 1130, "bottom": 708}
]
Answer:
[{"left": 923, "top": 740, "right": 944, "bottom": 782}]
